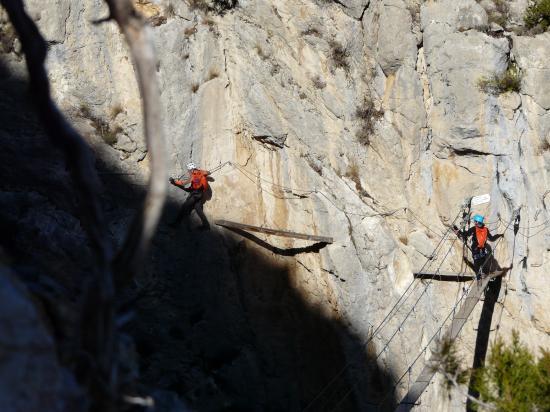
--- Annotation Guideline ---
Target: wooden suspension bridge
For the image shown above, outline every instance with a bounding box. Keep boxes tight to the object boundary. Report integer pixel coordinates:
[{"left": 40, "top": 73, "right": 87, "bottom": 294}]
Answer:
[{"left": 396, "top": 270, "right": 504, "bottom": 411}]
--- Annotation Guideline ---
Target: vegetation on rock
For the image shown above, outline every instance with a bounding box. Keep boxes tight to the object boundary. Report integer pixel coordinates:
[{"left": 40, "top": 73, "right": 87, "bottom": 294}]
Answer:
[
  {"left": 328, "top": 40, "right": 350, "bottom": 73},
  {"left": 435, "top": 331, "right": 550, "bottom": 411},
  {"left": 355, "top": 98, "right": 384, "bottom": 146},
  {"left": 477, "top": 63, "right": 521, "bottom": 95},
  {"left": 524, "top": 0, "right": 550, "bottom": 31},
  {"left": 188, "top": 0, "right": 238, "bottom": 15},
  {"left": 472, "top": 331, "right": 550, "bottom": 411},
  {"left": 79, "top": 105, "right": 123, "bottom": 146}
]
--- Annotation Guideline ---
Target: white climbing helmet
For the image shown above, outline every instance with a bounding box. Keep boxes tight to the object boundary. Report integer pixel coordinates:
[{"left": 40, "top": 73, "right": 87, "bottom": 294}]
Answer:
[{"left": 187, "top": 162, "right": 197, "bottom": 171}]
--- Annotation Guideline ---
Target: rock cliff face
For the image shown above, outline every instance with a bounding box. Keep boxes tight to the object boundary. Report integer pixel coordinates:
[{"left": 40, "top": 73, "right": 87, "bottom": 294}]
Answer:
[{"left": 1, "top": 0, "right": 549, "bottom": 411}]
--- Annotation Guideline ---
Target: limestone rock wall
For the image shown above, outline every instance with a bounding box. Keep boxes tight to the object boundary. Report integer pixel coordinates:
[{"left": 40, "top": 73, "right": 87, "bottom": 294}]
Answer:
[{"left": 1, "top": 0, "right": 549, "bottom": 410}]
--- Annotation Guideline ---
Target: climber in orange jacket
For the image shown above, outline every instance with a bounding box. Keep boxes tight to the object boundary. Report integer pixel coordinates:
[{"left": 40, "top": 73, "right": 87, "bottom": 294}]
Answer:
[
  {"left": 453, "top": 214, "right": 503, "bottom": 280},
  {"left": 169, "top": 162, "right": 211, "bottom": 230}
]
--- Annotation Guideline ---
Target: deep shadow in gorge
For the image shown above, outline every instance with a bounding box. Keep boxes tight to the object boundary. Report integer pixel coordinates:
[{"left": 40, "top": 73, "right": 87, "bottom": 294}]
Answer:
[{"left": 0, "top": 57, "right": 398, "bottom": 411}]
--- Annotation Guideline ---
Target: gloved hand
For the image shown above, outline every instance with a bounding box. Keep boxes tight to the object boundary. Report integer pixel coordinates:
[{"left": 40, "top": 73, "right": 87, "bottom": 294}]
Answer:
[
  {"left": 169, "top": 177, "right": 175, "bottom": 184},
  {"left": 452, "top": 225, "right": 459, "bottom": 232}
]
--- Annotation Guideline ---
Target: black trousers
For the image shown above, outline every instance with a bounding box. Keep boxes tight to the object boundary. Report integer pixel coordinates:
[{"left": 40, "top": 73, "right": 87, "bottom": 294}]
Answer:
[
  {"left": 174, "top": 191, "right": 209, "bottom": 228},
  {"left": 472, "top": 247, "right": 489, "bottom": 277}
]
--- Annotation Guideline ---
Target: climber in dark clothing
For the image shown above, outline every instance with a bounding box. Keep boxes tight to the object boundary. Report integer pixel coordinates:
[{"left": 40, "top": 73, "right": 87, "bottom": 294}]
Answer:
[
  {"left": 453, "top": 214, "right": 503, "bottom": 279},
  {"left": 169, "top": 162, "right": 211, "bottom": 230}
]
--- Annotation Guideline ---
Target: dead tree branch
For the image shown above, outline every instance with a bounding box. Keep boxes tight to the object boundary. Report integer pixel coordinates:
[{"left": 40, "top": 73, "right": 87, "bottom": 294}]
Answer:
[{"left": 103, "top": 0, "right": 168, "bottom": 289}]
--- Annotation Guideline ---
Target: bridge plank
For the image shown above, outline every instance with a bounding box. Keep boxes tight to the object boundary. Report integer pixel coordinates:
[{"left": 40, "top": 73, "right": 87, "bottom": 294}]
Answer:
[{"left": 214, "top": 219, "right": 333, "bottom": 243}]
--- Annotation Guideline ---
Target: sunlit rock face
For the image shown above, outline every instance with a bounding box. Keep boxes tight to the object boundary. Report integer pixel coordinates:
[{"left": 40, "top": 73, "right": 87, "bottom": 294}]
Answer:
[{"left": 1, "top": 0, "right": 549, "bottom": 410}]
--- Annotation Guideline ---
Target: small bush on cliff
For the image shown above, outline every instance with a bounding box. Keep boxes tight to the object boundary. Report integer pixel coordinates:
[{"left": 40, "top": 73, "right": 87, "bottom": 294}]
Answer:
[
  {"left": 430, "top": 338, "right": 470, "bottom": 395},
  {"left": 471, "top": 331, "right": 550, "bottom": 411},
  {"left": 328, "top": 40, "right": 350, "bottom": 73},
  {"left": 188, "top": 0, "right": 238, "bottom": 15},
  {"left": 477, "top": 63, "right": 521, "bottom": 95},
  {"left": 79, "top": 105, "right": 122, "bottom": 146},
  {"left": 345, "top": 162, "right": 370, "bottom": 197},
  {"left": 524, "top": 0, "right": 550, "bottom": 31},
  {"left": 355, "top": 98, "right": 384, "bottom": 146}
]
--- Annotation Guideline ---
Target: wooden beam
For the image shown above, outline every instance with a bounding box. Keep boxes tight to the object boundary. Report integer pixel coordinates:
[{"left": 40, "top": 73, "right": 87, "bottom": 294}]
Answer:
[
  {"left": 214, "top": 219, "right": 333, "bottom": 244},
  {"left": 413, "top": 270, "right": 505, "bottom": 282}
]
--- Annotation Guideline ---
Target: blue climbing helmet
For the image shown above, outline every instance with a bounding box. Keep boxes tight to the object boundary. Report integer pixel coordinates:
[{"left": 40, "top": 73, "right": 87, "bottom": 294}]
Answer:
[{"left": 473, "top": 214, "right": 484, "bottom": 224}]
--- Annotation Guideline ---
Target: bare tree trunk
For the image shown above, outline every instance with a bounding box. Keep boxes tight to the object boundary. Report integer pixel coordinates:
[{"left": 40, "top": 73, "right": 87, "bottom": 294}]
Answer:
[{"left": 102, "top": 0, "right": 168, "bottom": 289}]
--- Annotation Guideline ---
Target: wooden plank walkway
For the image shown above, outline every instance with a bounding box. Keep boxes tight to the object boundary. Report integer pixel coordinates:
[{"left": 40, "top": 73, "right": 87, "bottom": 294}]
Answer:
[
  {"left": 413, "top": 271, "right": 475, "bottom": 281},
  {"left": 395, "top": 271, "right": 503, "bottom": 411},
  {"left": 214, "top": 219, "right": 333, "bottom": 243}
]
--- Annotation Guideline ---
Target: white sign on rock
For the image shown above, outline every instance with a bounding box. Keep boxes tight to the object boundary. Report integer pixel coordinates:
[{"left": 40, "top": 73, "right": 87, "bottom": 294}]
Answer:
[{"left": 471, "top": 193, "right": 490, "bottom": 206}]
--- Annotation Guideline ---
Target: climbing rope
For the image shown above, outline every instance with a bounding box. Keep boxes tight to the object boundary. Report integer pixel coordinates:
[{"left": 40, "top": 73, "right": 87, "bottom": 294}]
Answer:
[
  {"left": 179, "top": 159, "right": 483, "bottom": 245},
  {"left": 497, "top": 215, "right": 549, "bottom": 239},
  {"left": 492, "top": 211, "right": 521, "bottom": 345}
]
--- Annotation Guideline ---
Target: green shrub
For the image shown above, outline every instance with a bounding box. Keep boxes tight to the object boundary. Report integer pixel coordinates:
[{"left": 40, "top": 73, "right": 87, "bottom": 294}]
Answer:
[
  {"left": 524, "top": 0, "right": 550, "bottom": 31},
  {"left": 478, "top": 63, "right": 521, "bottom": 95},
  {"left": 430, "top": 338, "right": 470, "bottom": 395},
  {"left": 472, "top": 331, "right": 550, "bottom": 411}
]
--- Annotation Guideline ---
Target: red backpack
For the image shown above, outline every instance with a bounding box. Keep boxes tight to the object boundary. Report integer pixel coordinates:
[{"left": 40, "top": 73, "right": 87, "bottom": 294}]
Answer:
[{"left": 190, "top": 170, "right": 208, "bottom": 191}]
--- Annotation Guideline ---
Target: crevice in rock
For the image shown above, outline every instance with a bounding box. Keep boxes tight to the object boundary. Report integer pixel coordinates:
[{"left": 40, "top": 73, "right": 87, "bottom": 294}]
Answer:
[
  {"left": 455, "top": 163, "right": 476, "bottom": 175},
  {"left": 332, "top": 0, "right": 348, "bottom": 9},
  {"left": 296, "top": 259, "right": 314, "bottom": 274},
  {"left": 222, "top": 48, "right": 230, "bottom": 88},
  {"left": 453, "top": 147, "right": 500, "bottom": 157},
  {"left": 62, "top": 2, "right": 71, "bottom": 44},
  {"left": 252, "top": 134, "right": 287, "bottom": 149},
  {"left": 359, "top": 1, "right": 370, "bottom": 21},
  {"left": 344, "top": 214, "right": 360, "bottom": 253}
]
